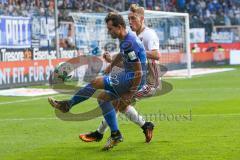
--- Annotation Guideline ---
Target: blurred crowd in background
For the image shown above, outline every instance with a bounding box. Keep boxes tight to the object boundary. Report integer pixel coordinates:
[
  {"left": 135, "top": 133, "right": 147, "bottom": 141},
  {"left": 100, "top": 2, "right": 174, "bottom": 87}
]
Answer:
[
  {"left": 0, "top": 0, "right": 239, "bottom": 25},
  {"left": 0, "top": 0, "right": 55, "bottom": 16},
  {"left": 0, "top": 0, "right": 239, "bottom": 43}
]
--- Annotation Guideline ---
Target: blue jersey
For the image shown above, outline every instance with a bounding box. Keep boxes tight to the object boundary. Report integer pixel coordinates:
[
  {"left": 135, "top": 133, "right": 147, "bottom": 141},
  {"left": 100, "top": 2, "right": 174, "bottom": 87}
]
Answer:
[
  {"left": 103, "top": 31, "right": 147, "bottom": 96},
  {"left": 119, "top": 31, "right": 147, "bottom": 84}
]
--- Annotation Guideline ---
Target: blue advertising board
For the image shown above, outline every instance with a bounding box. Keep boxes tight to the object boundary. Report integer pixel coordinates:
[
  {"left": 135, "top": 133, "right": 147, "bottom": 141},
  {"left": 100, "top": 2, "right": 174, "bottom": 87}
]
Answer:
[{"left": 0, "top": 16, "right": 31, "bottom": 48}]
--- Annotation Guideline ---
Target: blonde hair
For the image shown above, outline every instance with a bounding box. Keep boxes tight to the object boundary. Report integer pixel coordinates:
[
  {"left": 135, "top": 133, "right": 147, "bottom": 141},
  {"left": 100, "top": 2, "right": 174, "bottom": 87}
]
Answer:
[{"left": 129, "top": 4, "right": 144, "bottom": 16}]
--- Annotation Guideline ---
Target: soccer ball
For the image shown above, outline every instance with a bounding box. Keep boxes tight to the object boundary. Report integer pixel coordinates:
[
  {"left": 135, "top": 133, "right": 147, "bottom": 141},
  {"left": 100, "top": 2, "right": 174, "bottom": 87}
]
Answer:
[{"left": 54, "top": 62, "right": 74, "bottom": 81}]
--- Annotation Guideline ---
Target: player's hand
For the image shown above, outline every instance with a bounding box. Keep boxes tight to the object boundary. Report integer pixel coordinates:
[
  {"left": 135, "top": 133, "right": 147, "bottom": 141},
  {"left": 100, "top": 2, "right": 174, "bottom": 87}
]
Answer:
[
  {"left": 104, "top": 65, "right": 111, "bottom": 74},
  {"left": 103, "top": 52, "right": 112, "bottom": 63}
]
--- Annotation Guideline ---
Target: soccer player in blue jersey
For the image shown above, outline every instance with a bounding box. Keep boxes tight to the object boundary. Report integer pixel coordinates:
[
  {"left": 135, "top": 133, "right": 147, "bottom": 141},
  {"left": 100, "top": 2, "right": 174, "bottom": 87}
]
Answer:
[
  {"left": 48, "top": 12, "right": 147, "bottom": 150},
  {"left": 80, "top": 4, "right": 160, "bottom": 143}
]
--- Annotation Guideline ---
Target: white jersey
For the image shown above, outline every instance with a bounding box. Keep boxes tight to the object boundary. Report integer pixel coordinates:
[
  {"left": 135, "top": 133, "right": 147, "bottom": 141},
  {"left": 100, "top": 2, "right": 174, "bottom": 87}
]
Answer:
[{"left": 138, "top": 27, "right": 161, "bottom": 88}]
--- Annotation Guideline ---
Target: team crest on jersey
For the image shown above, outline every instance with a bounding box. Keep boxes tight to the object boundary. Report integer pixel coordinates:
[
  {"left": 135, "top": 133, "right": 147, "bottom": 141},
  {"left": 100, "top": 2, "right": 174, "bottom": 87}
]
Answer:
[{"left": 120, "top": 40, "right": 132, "bottom": 51}]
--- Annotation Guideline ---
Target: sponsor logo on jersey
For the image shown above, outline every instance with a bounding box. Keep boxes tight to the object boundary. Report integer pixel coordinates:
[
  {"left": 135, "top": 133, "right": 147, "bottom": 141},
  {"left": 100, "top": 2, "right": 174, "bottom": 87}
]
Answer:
[{"left": 128, "top": 51, "right": 137, "bottom": 61}]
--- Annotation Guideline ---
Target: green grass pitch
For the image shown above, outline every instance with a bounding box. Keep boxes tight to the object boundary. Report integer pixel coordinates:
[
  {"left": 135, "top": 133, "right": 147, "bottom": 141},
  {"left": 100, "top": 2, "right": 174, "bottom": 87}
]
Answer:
[{"left": 0, "top": 66, "right": 240, "bottom": 160}]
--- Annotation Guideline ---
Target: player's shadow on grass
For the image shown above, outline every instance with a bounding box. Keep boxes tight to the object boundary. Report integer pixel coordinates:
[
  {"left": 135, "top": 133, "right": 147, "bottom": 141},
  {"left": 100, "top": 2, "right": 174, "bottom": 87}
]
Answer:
[
  {"left": 53, "top": 81, "right": 173, "bottom": 122},
  {"left": 154, "top": 81, "right": 173, "bottom": 97},
  {"left": 54, "top": 107, "right": 102, "bottom": 121}
]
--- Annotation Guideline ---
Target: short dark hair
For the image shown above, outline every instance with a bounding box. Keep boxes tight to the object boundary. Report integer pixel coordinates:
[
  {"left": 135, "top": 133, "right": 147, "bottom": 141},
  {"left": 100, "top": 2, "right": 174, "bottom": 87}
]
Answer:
[{"left": 105, "top": 12, "right": 126, "bottom": 29}]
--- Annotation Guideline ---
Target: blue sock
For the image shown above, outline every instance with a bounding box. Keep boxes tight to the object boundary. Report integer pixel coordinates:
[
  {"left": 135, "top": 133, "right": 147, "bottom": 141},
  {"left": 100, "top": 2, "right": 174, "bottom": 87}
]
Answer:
[
  {"left": 98, "top": 100, "right": 118, "bottom": 132},
  {"left": 69, "top": 84, "right": 96, "bottom": 107}
]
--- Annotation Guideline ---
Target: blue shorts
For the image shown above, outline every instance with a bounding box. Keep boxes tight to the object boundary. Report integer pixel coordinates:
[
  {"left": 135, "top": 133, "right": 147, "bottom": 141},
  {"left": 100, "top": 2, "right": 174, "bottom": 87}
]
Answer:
[
  {"left": 103, "top": 71, "right": 146, "bottom": 98},
  {"left": 103, "top": 71, "right": 146, "bottom": 97}
]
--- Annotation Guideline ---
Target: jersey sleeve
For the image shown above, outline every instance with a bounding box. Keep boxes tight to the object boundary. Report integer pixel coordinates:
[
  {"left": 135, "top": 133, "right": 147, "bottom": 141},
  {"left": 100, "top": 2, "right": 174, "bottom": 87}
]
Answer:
[
  {"left": 127, "top": 38, "right": 144, "bottom": 62},
  {"left": 127, "top": 50, "right": 139, "bottom": 62},
  {"left": 121, "top": 40, "right": 141, "bottom": 62},
  {"left": 146, "top": 30, "right": 159, "bottom": 51}
]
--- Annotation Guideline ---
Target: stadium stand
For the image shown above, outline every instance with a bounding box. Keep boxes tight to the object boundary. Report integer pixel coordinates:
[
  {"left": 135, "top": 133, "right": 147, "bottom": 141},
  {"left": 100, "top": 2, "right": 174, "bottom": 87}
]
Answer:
[
  {"left": 1, "top": 0, "right": 239, "bottom": 24},
  {"left": 0, "top": 0, "right": 239, "bottom": 86},
  {"left": 0, "top": 0, "right": 239, "bottom": 44}
]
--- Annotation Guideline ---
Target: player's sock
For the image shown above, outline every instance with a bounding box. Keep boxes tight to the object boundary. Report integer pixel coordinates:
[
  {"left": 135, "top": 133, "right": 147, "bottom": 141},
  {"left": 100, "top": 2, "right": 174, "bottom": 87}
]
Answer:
[
  {"left": 97, "top": 120, "right": 108, "bottom": 134},
  {"left": 97, "top": 113, "right": 118, "bottom": 134},
  {"left": 69, "top": 84, "right": 96, "bottom": 107},
  {"left": 124, "top": 105, "right": 145, "bottom": 127},
  {"left": 98, "top": 100, "right": 118, "bottom": 132}
]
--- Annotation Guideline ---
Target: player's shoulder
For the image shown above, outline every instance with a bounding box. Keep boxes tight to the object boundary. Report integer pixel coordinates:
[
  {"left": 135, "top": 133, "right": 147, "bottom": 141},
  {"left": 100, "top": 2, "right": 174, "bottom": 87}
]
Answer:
[
  {"left": 126, "top": 31, "right": 138, "bottom": 40},
  {"left": 143, "top": 27, "right": 158, "bottom": 36},
  {"left": 144, "top": 27, "right": 155, "bottom": 32},
  {"left": 121, "top": 31, "right": 142, "bottom": 50}
]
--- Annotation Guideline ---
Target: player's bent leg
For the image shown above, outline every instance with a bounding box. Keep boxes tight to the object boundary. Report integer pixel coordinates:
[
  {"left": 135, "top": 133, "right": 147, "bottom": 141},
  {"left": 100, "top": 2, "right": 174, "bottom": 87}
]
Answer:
[
  {"left": 97, "top": 92, "right": 123, "bottom": 150},
  {"left": 79, "top": 130, "right": 104, "bottom": 142},
  {"left": 120, "top": 105, "right": 154, "bottom": 143},
  {"left": 90, "top": 76, "right": 105, "bottom": 89},
  {"left": 79, "top": 100, "right": 120, "bottom": 143},
  {"left": 68, "top": 76, "right": 105, "bottom": 107},
  {"left": 118, "top": 84, "right": 155, "bottom": 143},
  {"left": 122, "top": 97, "right": 155, "bottom": 144},
  {"left": 48, "top": 97, "right": 70, "bottom": 113},
  {"left": 117, "top": 100, "right": 129, "bottom": 112},
  {"left": 48, "top": 76, "right": 105, "bottom": 112},
  {"left": 141, "top": 121, "right": 154, "bottom": 143}
]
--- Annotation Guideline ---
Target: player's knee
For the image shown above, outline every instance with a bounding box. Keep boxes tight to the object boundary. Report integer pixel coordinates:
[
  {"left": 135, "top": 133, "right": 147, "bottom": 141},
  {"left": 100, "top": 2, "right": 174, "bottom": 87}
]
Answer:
[
  {"left": 97, "top": 93, "right": 107, "bottom": 103},
  {"left": 112, "top": 100, "right": 120, "bottom": 111},
  {"left": 118, "top": 101, "right": 129, "bottom": 112},
  {"left": 112, "top": 100, "right": 118, "bottom": 107},
  {"left": 97, "top": 95, "right": 103, "bottom": 103},
  {"left": 90, "top": 79, "right": 97, "bottom": 87},
  {"left": 119, "top": 104, "right": 128, "bottom": 112},
  {"left": 90, "top": 77, "right": 103, "bottom": 89}
]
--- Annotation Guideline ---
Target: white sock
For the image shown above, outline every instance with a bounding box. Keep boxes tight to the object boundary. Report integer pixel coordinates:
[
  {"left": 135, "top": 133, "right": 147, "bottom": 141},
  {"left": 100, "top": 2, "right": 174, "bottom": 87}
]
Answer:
[
  {"left": 123, "top": 105, "right": 145, "bottom": 127},
  {"left": 97, "top": 119, "right": 108, "bottom": 134},
  {"left": 97, "top": 113, "right": 119, "bottom": 134}
]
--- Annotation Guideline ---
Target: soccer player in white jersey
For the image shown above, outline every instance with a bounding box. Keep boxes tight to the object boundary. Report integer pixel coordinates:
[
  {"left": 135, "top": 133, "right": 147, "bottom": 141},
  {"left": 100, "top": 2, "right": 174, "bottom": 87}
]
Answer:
[{"left": 79, "top": 4, "right": 161, "bottom": 143}]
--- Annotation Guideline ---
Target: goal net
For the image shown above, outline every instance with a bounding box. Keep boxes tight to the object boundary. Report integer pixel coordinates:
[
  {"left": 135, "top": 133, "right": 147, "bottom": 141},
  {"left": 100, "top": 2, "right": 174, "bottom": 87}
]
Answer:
[{"left": 70, "top": 10, "right": 191, "bottom": 78}]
